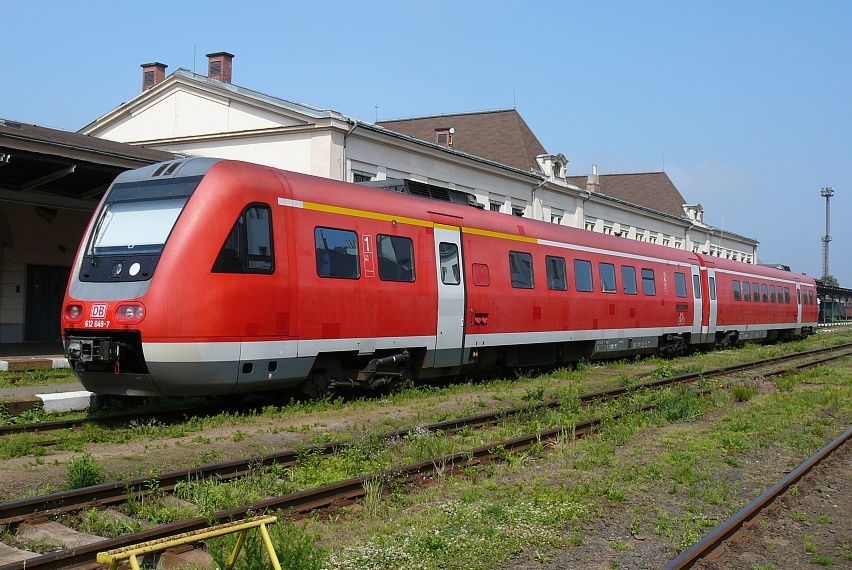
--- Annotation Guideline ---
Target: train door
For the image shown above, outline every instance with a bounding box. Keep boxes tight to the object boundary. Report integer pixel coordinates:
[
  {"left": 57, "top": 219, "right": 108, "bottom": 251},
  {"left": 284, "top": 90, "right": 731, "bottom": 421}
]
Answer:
[
  {"left": 796, "top": 283, "right": 802, "bottom": 325},
  {"left": 433, "top": 225, "right": 465, "bottom": 367},
  {"left": 706, "top": 268, "right": 718, "bottom": 333},
  {"left": 700, "top": 267, "right": 718, "bottom": 337},
  {"left": 690, "top": 265, "right": 703, "bottom": 339}
]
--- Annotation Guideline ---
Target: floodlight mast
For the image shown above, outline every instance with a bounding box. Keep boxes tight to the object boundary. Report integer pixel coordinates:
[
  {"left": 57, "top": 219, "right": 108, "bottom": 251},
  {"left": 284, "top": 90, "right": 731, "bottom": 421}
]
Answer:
[{"left": 820, "top": 186, "right": 834, "bottom": 280}]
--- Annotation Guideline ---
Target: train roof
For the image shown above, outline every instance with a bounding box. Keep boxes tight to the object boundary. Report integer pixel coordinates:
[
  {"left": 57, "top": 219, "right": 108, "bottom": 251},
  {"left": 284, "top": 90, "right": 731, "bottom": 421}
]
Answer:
[{"left": 207, "top": 160, "right": 810, "bottom": 284}]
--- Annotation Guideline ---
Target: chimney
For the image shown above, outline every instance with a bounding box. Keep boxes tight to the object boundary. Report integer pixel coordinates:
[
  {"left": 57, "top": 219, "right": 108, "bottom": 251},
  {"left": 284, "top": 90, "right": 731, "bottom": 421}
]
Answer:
[
  {"left": 141, "top": 62, "right": 167, "bottom": 91},
  {"left": 586, "top": 164, "right": 600, "bottom": 193},
  {"left": 206, "top": 52, "right": 234, "bottom": 83}
]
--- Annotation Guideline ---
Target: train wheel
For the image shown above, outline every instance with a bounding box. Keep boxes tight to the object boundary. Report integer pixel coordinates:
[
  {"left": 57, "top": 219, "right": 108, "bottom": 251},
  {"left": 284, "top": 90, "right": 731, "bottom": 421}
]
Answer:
[{"left": 297, "top": 374, "right": 333, "bottom": 399}]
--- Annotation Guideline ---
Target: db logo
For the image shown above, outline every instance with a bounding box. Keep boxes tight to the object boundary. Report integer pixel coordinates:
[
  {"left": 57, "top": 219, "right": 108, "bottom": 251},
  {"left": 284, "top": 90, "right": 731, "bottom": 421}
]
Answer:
[{"left": 91, "top": 304, "right": 108, "bottom": 319}]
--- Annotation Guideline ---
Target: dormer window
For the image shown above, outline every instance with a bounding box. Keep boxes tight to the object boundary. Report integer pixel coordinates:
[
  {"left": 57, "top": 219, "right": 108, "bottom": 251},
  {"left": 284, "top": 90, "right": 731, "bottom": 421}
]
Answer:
[
  {"left": 552, "top": 161, "right": 562, "bottom": 178},
  {"left": 435, "top": 128, "right": 453, "bottom": 147}
]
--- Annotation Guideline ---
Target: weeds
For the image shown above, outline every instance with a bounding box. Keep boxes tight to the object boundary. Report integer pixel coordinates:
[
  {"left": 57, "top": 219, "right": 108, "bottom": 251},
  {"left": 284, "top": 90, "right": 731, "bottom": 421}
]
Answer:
[{"left": 66, "top": 454, "right": 105, "bottom": 489}]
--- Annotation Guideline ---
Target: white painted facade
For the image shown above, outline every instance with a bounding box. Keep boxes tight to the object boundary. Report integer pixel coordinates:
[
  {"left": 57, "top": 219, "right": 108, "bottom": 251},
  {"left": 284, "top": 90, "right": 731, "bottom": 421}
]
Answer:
[{"left": 82, "top": 69, "right": 758, "bottom": 263}]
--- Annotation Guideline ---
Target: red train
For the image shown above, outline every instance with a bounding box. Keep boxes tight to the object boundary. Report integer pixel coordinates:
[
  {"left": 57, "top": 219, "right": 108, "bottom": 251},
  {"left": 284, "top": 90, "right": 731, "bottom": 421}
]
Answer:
[{"left": 62, "top": 159, "right": 818, "bottom": 397}]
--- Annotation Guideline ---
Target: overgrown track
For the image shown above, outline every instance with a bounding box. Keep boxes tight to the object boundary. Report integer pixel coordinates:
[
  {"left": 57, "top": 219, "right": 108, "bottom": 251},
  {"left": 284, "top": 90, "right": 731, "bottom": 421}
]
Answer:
[
  {"left": 2, "top": 341, "right": 849, "bottom": 528},
  {"left": 662, "top": 426, "right": 852, "bottom": 570},
  {"left": 0, "top": 346, "right": 849, "bottom": 569},
  {"left": 3, "top": 341, "right": 850, "bottom": 439}
]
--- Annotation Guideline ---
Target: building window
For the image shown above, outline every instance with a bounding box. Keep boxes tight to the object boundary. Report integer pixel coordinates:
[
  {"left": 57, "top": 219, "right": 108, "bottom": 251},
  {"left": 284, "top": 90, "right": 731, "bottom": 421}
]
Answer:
[
  {"left": 512, "top": 205, "right": 525, "bottom": 217},
  {"left": 635, "top": 229, "right": 645, "bottom": 242},
  {"left": 662, "top": 235, "right": 671, "bottom": 247},
  {"left": 603, "top": 222, "right": 614, "bottom": 235},
  {"left": 435, "top": 128, "right": 453, "bottom": 147},
  {"left": 673, "top": 239, "right": 682, "bottom": 249},
  {"left": 551, "top": 209, "right": 563, "bottom": 224},
  {"left": 352, "top": 171, "right": 373, "bottom": 183},
  {"left": 648, "top": 232, "right": 658, "bottom": 244},
  {"left": 489, "top": 201, "right": 502, "bottom": 212},
  {"left": 509, "top": 251, "right": 534, "bottom": 289},
  {"left": 584, "top": 217, "right": 596, "bottom": 232}
]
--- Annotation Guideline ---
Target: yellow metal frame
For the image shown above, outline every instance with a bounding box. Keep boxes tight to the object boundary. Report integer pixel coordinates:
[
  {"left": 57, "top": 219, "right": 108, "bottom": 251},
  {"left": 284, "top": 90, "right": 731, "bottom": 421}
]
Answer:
[{"left": 96, "top": 515, "right": 281, "bottom": 570}]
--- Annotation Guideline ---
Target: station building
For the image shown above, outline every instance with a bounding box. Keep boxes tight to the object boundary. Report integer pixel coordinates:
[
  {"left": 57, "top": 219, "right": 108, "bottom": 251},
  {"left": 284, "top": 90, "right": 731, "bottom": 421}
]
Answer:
[
  {"left": 2, "top": 51, "right": 762, "bottom": 345},
  {"left": 81, "top": 53, "right": 759, "bottom": 263}
]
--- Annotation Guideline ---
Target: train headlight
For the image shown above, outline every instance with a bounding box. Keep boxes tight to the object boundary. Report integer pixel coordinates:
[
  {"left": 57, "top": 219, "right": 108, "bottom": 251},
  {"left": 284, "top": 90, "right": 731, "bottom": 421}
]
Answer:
[
  {"left": 115, "top": 303, "right": 145, "bottom": 324},
  {"left": 65, "top": 304, "right": 83, "bottom": 322}
]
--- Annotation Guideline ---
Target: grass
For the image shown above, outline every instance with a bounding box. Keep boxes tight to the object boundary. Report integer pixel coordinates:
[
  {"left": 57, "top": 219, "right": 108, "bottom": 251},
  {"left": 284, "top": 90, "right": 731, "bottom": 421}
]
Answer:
[
  {"left": 0, "top": 367, "right": 77, "bottom": 389},
  {"left": 66, "top": 453, "right": 105, "bottom": 489},
  {"left": 25, "top": 347, "right": 845, "bottom": 569}
]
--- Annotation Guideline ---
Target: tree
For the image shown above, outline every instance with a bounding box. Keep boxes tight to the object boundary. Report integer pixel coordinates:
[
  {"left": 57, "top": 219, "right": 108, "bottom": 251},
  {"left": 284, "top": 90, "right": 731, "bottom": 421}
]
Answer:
[{"left": 822, "top": 275, "right": 840, "bottom": 287}]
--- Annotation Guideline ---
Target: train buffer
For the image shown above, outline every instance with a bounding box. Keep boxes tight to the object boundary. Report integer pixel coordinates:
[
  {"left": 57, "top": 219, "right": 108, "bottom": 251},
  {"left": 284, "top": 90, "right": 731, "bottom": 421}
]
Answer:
[{"left": 96, "top": 515, "right": 281, "bottom": 570}]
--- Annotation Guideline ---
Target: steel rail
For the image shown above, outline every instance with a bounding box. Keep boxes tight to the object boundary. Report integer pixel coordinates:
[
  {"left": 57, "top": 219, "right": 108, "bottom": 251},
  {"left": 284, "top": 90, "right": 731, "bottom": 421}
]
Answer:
[
  {"left": 2, "top": 342, "right": 850, "bottom": 438},
  {"left": 0, "top": 403, "right": 656, "bottom": 570},
  {"left": 2, "top": 343, "right": 849, "bottom": 570},
  {"left": 662, "top": 426, "right": 852, "bottom": 570},
  {"left": 2, "top": 343, "right": 850, "bottom": 525}
]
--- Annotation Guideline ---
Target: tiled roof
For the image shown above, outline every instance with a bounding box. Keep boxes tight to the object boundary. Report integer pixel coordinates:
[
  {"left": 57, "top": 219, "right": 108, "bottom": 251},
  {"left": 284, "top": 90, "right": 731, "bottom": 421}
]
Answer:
[
  {"left": 566, "top": 172, "right": 687, "bottom": 218},
  {"left": 2, "top": 118, "right": 175, "bottom": 163},
  {"left": 378, "top": 109, "right": 547, "bottom": 172}
]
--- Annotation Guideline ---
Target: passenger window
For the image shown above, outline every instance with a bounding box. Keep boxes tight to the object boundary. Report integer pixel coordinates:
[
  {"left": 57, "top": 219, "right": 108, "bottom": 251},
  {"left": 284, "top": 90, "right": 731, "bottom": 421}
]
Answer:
[
  {"left": 509, "top": 251, "right": 534, "bottom": 289},
  {"left": 752, "top": 282, "right": 760, "bottom": 302},
  {"left": 770, "top": 285, "right": 776, "bottom": 303},
  {"left": 472, "top": 263, "right": 490, "bottom": 287},
  {"left": 212, "top": 204, "right": 274, "bottom": 274},
  {"left": 545, "top": 256, "right": 567, "bottom": 291},
  {"left": 439, "top": 242, "right": 461, "bottom": 285},
  {"left": 743, "top": 281, "right": 752, "bottom": 302},
  {"left": 762, "top": 284, "right": 769, "bottom": 302},
  {"left": 733, "top": 280, "right": 741, "bottom": 301},
  {"left": 574, "top": 259, "right": 594, "bottom": 292},
  {"left": 376, "top": 234, "right": 415, "bottom": 282},
  {"left": 600, "top": 263, "right": 617, "bottom": 293},
  {"left": 641, "top": 268, "right": 656, "bottom": 296},
  {"left": 692, "top": 274, "right": 701, "bottom": 299},
  {"left": 709, "top": 276, "right": 716, "bottom": 300},
  {"left": 675, "top": 272, "right": 687, "bottom": 298},
  {"left": 797, "top": 289, "right": 801, "bottom": 304},
  {"left": 784, "top": 287, "right": 791, "bottom": 304},
  {"left": 622, "top": 266, "right": 638, "bottom": 295},
  {"left": 315, "top": 227, "right": 359, "bottom": 278}
]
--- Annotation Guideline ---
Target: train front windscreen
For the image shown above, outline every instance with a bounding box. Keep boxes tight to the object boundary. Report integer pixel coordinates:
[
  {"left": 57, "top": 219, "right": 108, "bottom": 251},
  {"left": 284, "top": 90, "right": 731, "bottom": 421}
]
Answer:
[{"left": 79, "top": 175, "right": 203, "bottom": 282}]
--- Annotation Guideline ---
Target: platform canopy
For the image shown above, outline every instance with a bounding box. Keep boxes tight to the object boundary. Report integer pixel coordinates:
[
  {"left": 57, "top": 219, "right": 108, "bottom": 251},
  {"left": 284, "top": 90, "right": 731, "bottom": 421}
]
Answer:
[{"left": 0, "top": 118, "right": 175, "bottom": 211}]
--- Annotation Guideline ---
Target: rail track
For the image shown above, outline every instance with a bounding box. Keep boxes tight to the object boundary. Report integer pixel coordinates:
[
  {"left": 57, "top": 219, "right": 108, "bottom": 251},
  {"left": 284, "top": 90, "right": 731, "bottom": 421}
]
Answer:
[
  {"left": 3, "top": 341, "right": 850, "bottom": 438},
  {"left": 0, "top": 342, "right": 849, "bottom": 569},
  {"left": 662, "top": 426, "right": 852, "bottom": 570}
]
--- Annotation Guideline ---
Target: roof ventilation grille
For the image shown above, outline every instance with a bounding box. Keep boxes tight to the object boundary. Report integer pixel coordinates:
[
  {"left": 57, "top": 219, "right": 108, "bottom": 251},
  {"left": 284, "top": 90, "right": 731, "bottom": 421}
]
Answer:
[{"left": 358, "top": 178, "right": 484, "bottom": 209}]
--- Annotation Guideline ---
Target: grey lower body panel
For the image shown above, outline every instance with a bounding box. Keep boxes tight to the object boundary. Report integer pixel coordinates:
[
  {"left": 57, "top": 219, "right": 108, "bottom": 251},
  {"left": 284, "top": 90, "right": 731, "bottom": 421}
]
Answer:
[
  {"left": 76, "top": 356, "right": 315, "bottom": 397},
  {"left": 591, "top": 336, "right": 658, "bottom": 358}
]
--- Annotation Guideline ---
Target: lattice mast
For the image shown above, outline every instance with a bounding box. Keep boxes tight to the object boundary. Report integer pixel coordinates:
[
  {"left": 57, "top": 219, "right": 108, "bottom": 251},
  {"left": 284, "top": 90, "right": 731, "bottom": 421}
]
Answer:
[{"left": 821, "top": 186, "right": 834, "bottom": 280}]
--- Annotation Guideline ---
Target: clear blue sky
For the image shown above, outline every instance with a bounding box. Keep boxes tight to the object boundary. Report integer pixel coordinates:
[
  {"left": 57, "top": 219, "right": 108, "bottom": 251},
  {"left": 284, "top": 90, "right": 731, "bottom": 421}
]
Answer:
[{"left": 4, "top": 1, "right": 850, "bottom": 285}]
